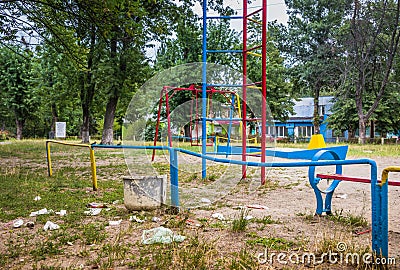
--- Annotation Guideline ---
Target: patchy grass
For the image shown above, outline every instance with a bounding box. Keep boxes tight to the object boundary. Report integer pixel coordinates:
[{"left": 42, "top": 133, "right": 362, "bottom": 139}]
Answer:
[
  {"left": 327, "top": 209, "right": 369, "bottom": 229},
  {"left": 231, "top": 208, "right": 250, "bottom": 232},
  {"left": 0, "top": 140, "right": 387, "bottom": 269}
]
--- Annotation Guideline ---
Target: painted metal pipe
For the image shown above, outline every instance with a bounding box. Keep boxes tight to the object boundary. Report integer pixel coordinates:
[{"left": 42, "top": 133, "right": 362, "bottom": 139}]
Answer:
[
  {"left": 202, "top": 0, "right": 208, "bottom": 179},
  {"left": 261, "top": 0, "right": 267, "bottom": 185},
  {"left": 242, "top": 0, "right": 248, "bottom": 179}
]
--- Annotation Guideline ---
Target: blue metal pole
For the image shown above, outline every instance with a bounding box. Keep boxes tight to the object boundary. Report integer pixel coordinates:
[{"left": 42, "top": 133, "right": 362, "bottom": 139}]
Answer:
[
  {"left": 169, "top": 148, "right": 180, "bottom": 210},
  {"left": 370, "top": 161, "right": 388, "bottom": 257},
  {"left": 202, "top": 0, "right": 207, "bottom": 179}
]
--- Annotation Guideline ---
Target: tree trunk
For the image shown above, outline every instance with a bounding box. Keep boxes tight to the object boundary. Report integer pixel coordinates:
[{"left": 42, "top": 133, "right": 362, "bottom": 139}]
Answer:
[
  {"left": 80, "top": 24, "right": 96, "bottom": 144},
  {"left": 100, "top": 27, "right": 126, "bottom": 145},
  {"left": 15, "top": 118, "right": 24, "bottom": 140},
  {"left": 51, "top": 102, "right": 58, "bottom": 132},
  {"left": 101, "top": 96, "right": 118, "bottom": 145},
  {"left": 358, "top": 117, "right": 367, "bottom": 144},
  {"left": 81, "top": 104, "right": 91, "bottom": 143}
]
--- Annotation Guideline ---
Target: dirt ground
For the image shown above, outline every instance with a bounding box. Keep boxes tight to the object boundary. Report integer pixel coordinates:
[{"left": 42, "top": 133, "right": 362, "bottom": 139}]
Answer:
[
  {"left": 211, "top": 154, "right": 400, "bottom": 256},
  {"left": 2, "top": 145, "right": 400, "bottom": 269}
]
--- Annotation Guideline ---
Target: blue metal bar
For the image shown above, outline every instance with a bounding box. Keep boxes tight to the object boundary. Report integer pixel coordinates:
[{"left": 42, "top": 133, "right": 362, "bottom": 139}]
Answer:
[
  {"left": 206, "top": 16, "right": 243, "bottom": 19},
  {"left": 207, "top": 49, "right": 242, "bottom": 53},
  {"left": 202, "top": 0, "right": 207, "bottom": 179},
  {"left": 169, "top": 148, "right": 179, "bottom": 209},
  {"left": 90, "top": 143, "right": 388, "bottom": 256}
]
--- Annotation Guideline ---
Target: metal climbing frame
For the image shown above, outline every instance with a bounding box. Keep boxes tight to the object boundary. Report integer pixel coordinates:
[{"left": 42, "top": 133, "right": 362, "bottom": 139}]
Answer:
[{"left": 202, "top": 0, "right": 268, "bottom": 182}]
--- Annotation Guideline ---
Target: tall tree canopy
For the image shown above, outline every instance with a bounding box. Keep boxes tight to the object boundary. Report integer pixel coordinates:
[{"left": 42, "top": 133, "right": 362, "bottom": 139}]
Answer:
[{"left": 281, "top": 0, "right": 352, "bottom": 134}]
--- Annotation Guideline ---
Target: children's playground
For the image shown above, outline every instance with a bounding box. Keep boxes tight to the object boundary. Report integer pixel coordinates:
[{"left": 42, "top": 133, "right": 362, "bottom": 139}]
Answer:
[{"left": 1, "top": 0, "right": 400, "bottom": 268}]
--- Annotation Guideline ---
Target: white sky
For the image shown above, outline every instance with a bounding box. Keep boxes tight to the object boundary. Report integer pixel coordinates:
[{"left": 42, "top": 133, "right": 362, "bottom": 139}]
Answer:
[{"left": 193, "top": 0, "right": 288, "bottom": 26}]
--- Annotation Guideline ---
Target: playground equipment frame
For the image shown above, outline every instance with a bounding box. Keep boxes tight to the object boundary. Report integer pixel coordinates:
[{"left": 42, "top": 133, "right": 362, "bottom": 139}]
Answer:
[
  {"left": 46, "top": 140, "right": 98, "bottom": 191},
  {"left": 202, "top": 0, "right": 268, "bottom": 182},
  {"left": 46, "top": 140, "right": 397, "bottom": 257}
]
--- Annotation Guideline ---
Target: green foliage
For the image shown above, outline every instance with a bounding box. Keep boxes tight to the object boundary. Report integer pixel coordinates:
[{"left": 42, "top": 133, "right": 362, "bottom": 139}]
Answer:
[
  {"left": 0, "top": 46, "right": 38, "bottom": 139},
  {"left": 232, "top": 208, "right": 250, "bottom": 232}
]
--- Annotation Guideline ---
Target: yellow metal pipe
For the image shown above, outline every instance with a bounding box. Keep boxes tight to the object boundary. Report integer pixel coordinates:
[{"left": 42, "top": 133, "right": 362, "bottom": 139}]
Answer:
[
  {"left": 89, "top": 147, "right": 98, "bottom": 191},
  {"left": 247, "top": 85, "right": 262, "bottom": 90},
  {"left": 46, "top": 140, "right": 98, "bottom": 191},
  {"left": 248, "top": 17, "right": 262, "bottom": 25},
  {"left": 247, "top": 51, "right": 262, "bottom": 57},
  {"left": 235, "top": 93, "right": 243, "bottom": 134},
  {"left": 46, "top": 141, "right": 53, "bottom": 176},
  {"left": 380, "top": 166, "right": 400, "bottom": 186}
]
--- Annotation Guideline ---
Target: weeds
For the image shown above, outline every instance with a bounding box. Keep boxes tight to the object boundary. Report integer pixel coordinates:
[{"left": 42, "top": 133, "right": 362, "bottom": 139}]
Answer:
[
  {"left": 232, "top": 208, "right": 250, "bottom": 232},
  {"left": 246, "top": 236, "right": 296, "bottom": 251},
  {"left": 328, "top": 209, "right": 368, "bottom": 228}
]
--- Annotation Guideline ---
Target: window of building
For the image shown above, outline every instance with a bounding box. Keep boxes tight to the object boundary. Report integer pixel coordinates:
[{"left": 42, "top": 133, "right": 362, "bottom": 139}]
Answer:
[
  {"left": 275, "top": 126, "right": 288, "bottom": 137},
  {"left": 297, "top": 126, "right": 314, "bottom": 137},
  {"left": 319, "top": 105, "right": 325, "bottom": 116}
]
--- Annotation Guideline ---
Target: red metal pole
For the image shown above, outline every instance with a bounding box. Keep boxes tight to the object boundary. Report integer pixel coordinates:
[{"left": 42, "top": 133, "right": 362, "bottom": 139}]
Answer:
[
  {"left": 242, "top": 0, "right": 248, "bottom": 179},
  {"left": 261, "top": 0, "right": 267, "bottom": 185},
  {"left": 152, "top": 88, "right": 165, "bottom": 161}
]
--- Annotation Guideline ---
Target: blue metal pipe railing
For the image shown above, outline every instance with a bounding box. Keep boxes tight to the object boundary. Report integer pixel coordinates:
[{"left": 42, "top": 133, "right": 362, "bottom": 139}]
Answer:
[{"left": 89, "top": 144, "right": 387, "bottom": 257}]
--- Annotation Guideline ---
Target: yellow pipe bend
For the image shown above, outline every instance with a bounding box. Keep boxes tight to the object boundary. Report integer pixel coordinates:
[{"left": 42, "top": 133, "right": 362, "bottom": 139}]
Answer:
[{"left": 380, "top": 166, "right": 400, "bottom": 186}]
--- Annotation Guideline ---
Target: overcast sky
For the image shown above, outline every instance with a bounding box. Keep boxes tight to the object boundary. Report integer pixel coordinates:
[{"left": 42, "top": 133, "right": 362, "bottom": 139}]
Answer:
[{"left": 193, "top": 0, "right": 288, "bottom": 25}]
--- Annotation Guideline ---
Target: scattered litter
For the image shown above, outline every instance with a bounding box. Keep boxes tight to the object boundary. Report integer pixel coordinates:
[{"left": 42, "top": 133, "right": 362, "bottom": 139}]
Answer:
[
  {"left": 200, "top": 198, "right": 211, "bottom": 204},
  {"left": 151, "top": 217, "right": 161, "bottom": 222},
  {"left": 26, "top": 221, "right": 35, "bottom": 228},
  {"left": 186, "top": 219, "right": 201, "bottom": 227},
  {"left": 30, "top": 208, "right": 52, "bottom": 217},
  {"left": 86, "top": 202, "right": 107, "bottom": 208},
  {"left": 55, "top": 210, "right": 67, "bottom": 216},
  {"left": 211, "top": 213, "right": 225, "bottom": 220},
  {"left": 108, "top": 220, "right": 122, "bottom": 226},
  {"left": 244, "top": 215, "right": 254, "bottom": 221},
  {"left": 84, "top": 208, "right": 102, "bottom": 216},
  {"left": 130, "top": 215, "right": 145, "bottom": 223},
  {"left": 13, "top": 219, "right": 24, "bottom": 228},
  {"left": 355, "top": 228, "right": 371, "bottom": 236},
  {"left": 247, "top": 204, "right": 269, "bottom": 210},
  {"left": 112, "top": 200, "right": 121, "bottom": 205},
  {"left": 335, "top": 194, "right": 348, "bottom": 199},
  {"left": 34, "top": 196, "right": 41, "bottom": 201},
  {"left": 67, "top": 241, "right": 74, "bottom": 246},
  {"left": 43, "top": 221, "right": 60, "bottom": 231},
  {"left": 142, "top": 226, "right": 186, "bottom": 244}
]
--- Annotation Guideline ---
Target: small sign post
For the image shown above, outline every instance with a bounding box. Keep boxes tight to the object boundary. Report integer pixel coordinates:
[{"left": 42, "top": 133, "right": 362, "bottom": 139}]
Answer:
[{"left": 55, "top": 122, "right": 66, "bottom": 138}]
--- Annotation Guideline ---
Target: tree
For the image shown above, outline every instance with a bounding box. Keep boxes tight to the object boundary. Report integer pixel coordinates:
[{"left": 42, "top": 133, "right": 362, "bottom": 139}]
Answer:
[
  {"left": 248, "top": 23, "right": 295, "bottom": 122},
  {"left": 282, "top": 0, "right": 352, "bottom": 134},
  {"left": 97, "top": 0, "right": 187, "bottom": 144},
  {"left": 0, "top": 46, "right": 36, "bottom": 139},
  {"left": 344, "top": 0, "right": 400, "bottom": 143}
]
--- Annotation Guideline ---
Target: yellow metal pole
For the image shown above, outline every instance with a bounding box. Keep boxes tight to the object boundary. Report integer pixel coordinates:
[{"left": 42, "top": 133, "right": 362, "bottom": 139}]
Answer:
[
  {"left": 46, "top": 140, "right": 98, "bottom": 190},
  {"left": 235, "top": 93, "right": 243, "bottom": 135},
  {"left": 89, "top": 147, "right": 98, "bottom": 191},
  {"left": 248, "top": 17, "right": 262, "bottom": 25},
  {"left": 46, "top": 141, "right": 53, "bottom": 176},
  {"left": 380, "top": 166, "right": 400, "bottom": 186},
  {"left": 247, "top": 51, "right": 262, "bottom": 58}
]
